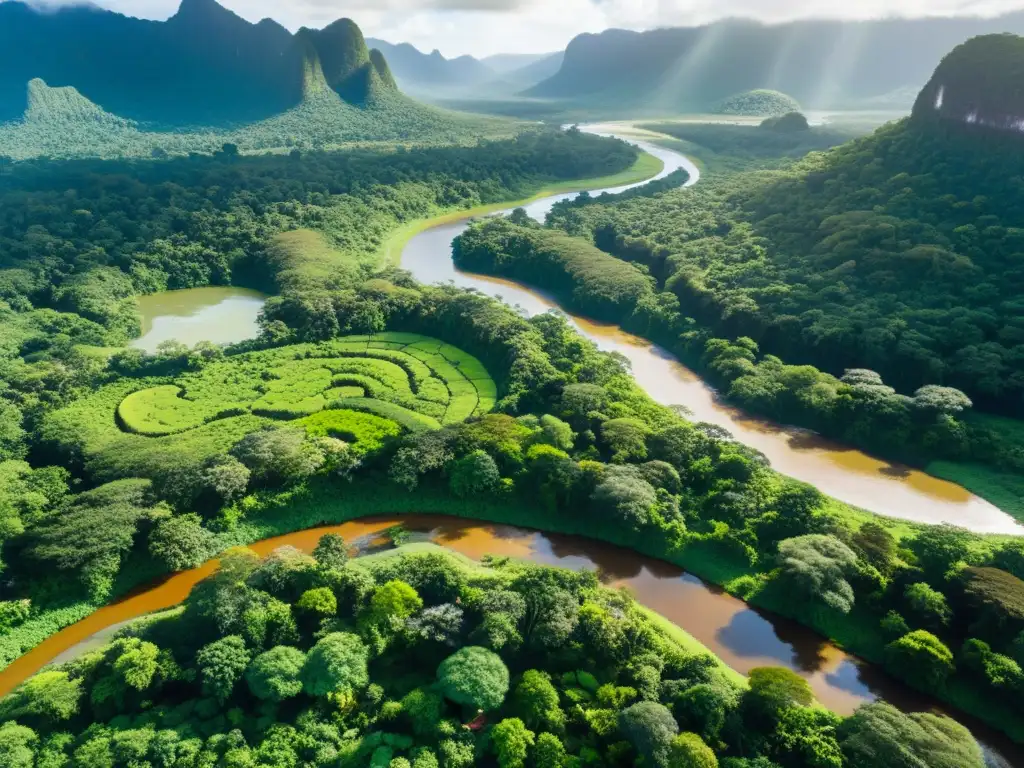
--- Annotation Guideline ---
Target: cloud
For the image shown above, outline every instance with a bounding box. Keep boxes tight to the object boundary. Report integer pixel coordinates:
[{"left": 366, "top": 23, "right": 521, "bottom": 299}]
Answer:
[{"left": 14, "top": 0, "right": 1024, "bottom": 56}]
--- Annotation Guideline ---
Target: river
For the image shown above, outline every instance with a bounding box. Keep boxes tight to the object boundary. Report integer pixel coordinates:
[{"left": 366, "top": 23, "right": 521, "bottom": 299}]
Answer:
[
  {"left": 0, "top": 515, "right": 1015, "bottom": 764},
  {"left": 399, "top": 126, "right": 1022, "bottom": 536}
]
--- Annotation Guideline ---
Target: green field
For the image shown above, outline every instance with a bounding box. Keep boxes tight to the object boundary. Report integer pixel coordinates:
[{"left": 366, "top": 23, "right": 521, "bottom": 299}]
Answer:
[{"left": 44, "top": 333, "right": 496, "bottom": 481}]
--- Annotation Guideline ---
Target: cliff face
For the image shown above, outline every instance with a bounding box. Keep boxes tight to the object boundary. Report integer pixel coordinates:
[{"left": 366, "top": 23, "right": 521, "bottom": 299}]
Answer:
[
  {"left": 0, "top": 1, "right": 399, "bottom": 125},
  {"left": 295, "top": 20, "right": 399, "bottom": 106},
  {"left": 913, "top": 34, "right": 1024, "bottom": 134},
  {"left": 528, "top": 14, "right": 1024, "bottom": 110}
]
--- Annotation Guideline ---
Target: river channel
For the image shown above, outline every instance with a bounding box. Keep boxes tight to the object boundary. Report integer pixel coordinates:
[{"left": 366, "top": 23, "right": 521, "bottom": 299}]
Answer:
[
  {"left": 0, "top": 516, "right": 1016, "bottom": 764},
  {"left": 400, "top": 126, "right": 1022, "bottom": 536}
]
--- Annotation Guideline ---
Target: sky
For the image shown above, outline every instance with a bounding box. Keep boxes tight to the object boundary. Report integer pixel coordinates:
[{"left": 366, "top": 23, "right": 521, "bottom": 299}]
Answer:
[{"left": 24, "top": 0, "right": 1024, "bottom": 58}]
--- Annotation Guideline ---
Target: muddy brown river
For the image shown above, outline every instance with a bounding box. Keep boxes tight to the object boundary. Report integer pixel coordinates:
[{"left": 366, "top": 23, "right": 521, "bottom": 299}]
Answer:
[
  {"left": 0, "top": 516, "right": 1016, "bottom": 764},
  {"left": 400, "top": 127, "right": 1022, "bottom": 536}
]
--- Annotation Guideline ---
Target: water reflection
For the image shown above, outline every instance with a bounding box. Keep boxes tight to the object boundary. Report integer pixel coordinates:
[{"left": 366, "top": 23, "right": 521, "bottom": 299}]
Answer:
[{"left": 132, "top": 286, "right": 265, "bottom": 353}]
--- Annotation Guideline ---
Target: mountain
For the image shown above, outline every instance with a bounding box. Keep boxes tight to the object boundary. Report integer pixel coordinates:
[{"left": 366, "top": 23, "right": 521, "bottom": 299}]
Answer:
[
  {"left": 481, "top": 52, "right": 557, "bottom": 74},
  {"left": 490, "top": 52, "right": 566, "bottom": 93},
  {"left": 0, "top": 0, "right": 401, "bottom": 125},
  {"left": 527, "top": 14, "right": 1024, "bottom": 110},
  {"left": 363, "top": 40, "right": 565, "bottom": 97},
  {"left": 913, "top": 34, "right": 1024, "bottom": 134},
  {"left": 365, "top": 39, "right": 494, "bottom": 93}
]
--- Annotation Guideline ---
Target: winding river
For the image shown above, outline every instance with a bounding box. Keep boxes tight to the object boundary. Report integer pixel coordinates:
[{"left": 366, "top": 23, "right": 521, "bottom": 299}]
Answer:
[
  {"left": 0, "top": 128, "right": 1020, "bottom": 764},
  {"left": 401, "top": 126, "right": 1023, "bottom": 536},
  {"left": 0, "top": 516, "right": 1016, "bottom": 764}
]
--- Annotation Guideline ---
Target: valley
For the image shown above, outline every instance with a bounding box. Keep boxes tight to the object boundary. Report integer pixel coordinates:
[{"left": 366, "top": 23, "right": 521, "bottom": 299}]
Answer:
[{"left": 0, "top": 2, "right": 1023, "bottom": 766}]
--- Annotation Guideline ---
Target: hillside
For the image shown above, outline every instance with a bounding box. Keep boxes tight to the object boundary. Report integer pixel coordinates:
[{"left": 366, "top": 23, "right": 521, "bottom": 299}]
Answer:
[
  {"left": 538, "top": 34, "right": 1024, "bottom": 419},
  {"left": 0, "top": 0, "right": 491, "bottom": 129},
  {"left": 0, "top": 3, "right": 514, "bottom": 159},
  {"left": 913, "top": 34, "right": 1024, "bottom": 133},
  {"left": 527, "top": 14, "right": 1024, "bottom": 111}
]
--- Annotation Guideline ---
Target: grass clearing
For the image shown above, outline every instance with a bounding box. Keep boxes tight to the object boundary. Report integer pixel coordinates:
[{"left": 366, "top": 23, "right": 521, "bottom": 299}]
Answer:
[{"left": 44, "top": 333, "right": 495, "bottom": 480}]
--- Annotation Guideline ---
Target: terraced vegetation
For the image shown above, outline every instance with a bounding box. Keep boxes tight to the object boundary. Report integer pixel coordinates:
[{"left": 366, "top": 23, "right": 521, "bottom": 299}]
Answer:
[{"left": 44, "top": 333, "right": 496, "bottom": 481}]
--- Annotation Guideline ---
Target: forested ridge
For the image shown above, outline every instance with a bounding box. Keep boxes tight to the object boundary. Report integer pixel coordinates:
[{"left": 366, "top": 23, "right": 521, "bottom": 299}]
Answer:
[{"left": 493, "top": 113, "right": 1024, "bottom": 516}]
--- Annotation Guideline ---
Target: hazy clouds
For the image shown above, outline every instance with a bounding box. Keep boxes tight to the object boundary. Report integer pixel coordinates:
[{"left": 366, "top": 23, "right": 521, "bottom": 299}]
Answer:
[{"left": 18, "top": 0, "right": 1024, "bottom": 56}]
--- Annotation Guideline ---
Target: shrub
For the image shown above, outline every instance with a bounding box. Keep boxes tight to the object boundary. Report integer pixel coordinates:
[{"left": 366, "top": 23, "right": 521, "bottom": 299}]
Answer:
[{"left": 436, "top": 646, "right": 510, "bottom": 712}]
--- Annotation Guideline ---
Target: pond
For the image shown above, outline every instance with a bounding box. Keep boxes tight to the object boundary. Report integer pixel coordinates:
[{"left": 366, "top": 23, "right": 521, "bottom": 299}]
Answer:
[{"left": 132, "top": 286, "right": 266, "bottom": 354}]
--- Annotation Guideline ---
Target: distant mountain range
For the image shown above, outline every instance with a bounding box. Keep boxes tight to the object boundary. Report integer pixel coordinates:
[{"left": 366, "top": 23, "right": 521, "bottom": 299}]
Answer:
[
  {"left": 0, "top": 0, "right": 402, "bottom": 125},
  {"left": 528, "top": 14, "right": 1024, "bottom": 111},
  {"left": 365, "top": 38, "right": 562, "bottom": 98}
]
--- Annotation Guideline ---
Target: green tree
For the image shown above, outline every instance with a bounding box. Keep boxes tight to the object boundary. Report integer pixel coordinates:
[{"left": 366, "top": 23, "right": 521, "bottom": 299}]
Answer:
[
  {"left": 401, "top": 688, "right": 444, "bottom": 738},
  {"left": 512, "top": 670, "right": 563, "bottom": 731},
  {"left": 908, "top": 525, "right": 970, "bottom": 581},
  {"left": 148, "top": 513, "right": 212, "bottom": 572},
  {"left": 742, "top": 668, "right": 813, "bottom": 726},
  {"left": 296, "top": 587, "right": 338, "bottom": 618},
  {"left": 196, "top": 635, "right": 250, "bottom": 703},
  {"left": 436, "top": 646, "right": 510, "bottom": 711},
  {"left": 619, "top": 701, "right": 679, "bottom": 766},
  {"left": 0, "top": 721, "right": 37, "bottom": 768},
  {"left": 838, "top": 702, "right": 984, "bottom": 768},
  {"left": 674, "top": 680, "right": 739, "bottom": 744},
  {"left": 366, "top": 580, "right": 424, "bottom": 629},
  {"left": 231, "top": 427, "right": 325, "bottom": 486},
  {"left": 601, "top": 418, "right": 651, "bottom": 462},
  {"left": 0, "top": 671, "right": 81, "bottom": 725},
  {"left": 776, "top": 535, "right": 858, "bottom": 613},
  {"left": 770, "top": 707, "right": 842, "bottom": 768},
  {"left": 590, "top": 468, "right": 658, "bottom": 530},
  {"left": 533, "top": 733, "right": 568, "bottom": 768},
  {"left": 536, "top": 415, "right": 575, "bottom": 451},
  {"left": 491, "top": 718, "right": 535, "bottom": 768},
  {"left": 884, "top": 631, "right": 954, "bottom": 692},
  {"left": 246, "top": 646, "right": 306, "bottom": 701},
  {"left": 449, "top": 450, "right": 501, "bottom": 497},
  {"left": 313, "top": 533, "right": 349, "bottom": 570},
  {"left": 904, "top": 582, "right": 952, "bottom": 631},
  {"left": 301, "top": 632, "right": 369, "bottom": 696},
  {"left": 667, "top": 732, "right": 718, "bottom": 768}
]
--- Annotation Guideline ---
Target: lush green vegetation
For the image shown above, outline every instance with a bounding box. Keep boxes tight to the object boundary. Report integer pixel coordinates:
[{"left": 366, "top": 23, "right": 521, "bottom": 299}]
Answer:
[
  {"left": 528, "top": 117, "right": 1024, "bottom": 514},
  {"left": 636, "top": 121, "right": 862, "bottom": 173},
  {"left": 714, "top": 90, "right": 800, "bottom": 117},
  {"left": 0, "top": 97, "right": 1023, "bottom": 753},
  {"left": 44, "top": 333, "right": 495, "bottom": 484},
  {"left": 0, "top": 543, "right": 987, "bottom": 768},
  {"left": 0, "top": 78, "right": 514, "bottom": 162}
]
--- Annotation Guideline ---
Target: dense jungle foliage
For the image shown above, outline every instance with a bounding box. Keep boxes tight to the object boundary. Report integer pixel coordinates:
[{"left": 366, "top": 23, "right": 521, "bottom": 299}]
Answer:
[
  {"left": 527, "top": 119, "right": 1024, "bottom": 515},
  {"left": 0, "top": 545, "right": 988, "bottom": 768},
  {"left": 0, "top": 121, "right": 1022, "bottom": 754},
  {"left": 713, "top": 91, "right": 801, "bottom": 117},
  {"left": 547, "top": 119, "right": 1024, "bottom": 413}
]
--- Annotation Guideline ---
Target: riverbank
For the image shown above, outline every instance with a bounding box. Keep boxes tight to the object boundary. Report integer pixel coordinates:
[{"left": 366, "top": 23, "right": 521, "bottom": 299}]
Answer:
[
  {"left": 1, "top": 481, "right": 1022, "bottom": 759},
  {"left": 379, "top": 150, "right": 664, "bottom": 268}
]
